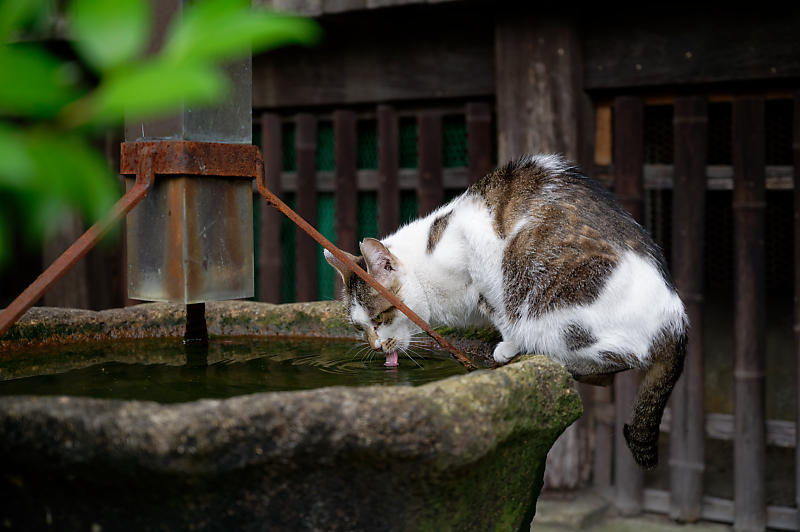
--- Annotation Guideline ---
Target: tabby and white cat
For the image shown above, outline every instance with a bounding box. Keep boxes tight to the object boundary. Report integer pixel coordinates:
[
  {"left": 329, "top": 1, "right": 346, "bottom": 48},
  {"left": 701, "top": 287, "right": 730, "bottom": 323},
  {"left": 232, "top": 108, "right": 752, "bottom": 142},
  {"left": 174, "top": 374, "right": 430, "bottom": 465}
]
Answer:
[{"left": 324, "top": 154, "right": 687, "bottom": 469}]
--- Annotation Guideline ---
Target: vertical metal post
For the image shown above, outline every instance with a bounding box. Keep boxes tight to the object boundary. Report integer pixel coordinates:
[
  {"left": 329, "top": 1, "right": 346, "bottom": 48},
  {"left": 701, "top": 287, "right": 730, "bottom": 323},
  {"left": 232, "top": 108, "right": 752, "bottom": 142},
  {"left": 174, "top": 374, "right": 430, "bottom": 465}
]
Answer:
[
  {"left": 613, "top": 95, "right": 645, "bottom": 516},
  {"left": 295, "top": 113, "right": 318, "bottom": 302},
  {"left": 669, "top": 96, "right": 708, "bottom": 522},
  {"left": 259, "top": 112, "right": 283, "bottom": 303},
  {"left": 732, "top": 96, "right": 766, "bottom": 532},
  {"left": 184, "top": 302, "right": 208, "bottom": 344},
  {"left": 467, "top": 102, "right": 492, "bottom": 185},
  {"left": 377, "top": 105, "right": 399, "bottom": 237},
  {"left": 417, "top": 111, "right": 443, "bottom": 217}
]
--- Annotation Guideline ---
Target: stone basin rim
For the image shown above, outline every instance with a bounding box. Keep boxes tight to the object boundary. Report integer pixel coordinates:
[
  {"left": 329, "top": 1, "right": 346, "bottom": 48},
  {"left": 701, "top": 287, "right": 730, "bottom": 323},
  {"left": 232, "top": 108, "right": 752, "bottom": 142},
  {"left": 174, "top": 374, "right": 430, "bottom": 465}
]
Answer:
[{"left": 0, "top": 354, "right": 578, "bottom": 472}]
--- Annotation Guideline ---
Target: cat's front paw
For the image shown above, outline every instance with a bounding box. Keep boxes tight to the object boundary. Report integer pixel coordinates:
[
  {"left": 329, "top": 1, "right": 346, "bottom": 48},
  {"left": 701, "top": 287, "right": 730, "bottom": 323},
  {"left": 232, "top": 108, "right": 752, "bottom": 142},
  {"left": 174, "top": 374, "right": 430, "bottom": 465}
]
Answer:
[{"left": 492, "top": 341, "right": 519, "bottom": 365}]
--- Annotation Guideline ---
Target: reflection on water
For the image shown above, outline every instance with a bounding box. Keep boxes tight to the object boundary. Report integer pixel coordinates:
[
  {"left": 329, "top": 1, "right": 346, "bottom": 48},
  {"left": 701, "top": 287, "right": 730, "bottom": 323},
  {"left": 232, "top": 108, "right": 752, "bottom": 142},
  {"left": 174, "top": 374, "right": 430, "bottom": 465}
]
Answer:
[{"left": 0, "top": 338, "right": 467, "bottom": 403}]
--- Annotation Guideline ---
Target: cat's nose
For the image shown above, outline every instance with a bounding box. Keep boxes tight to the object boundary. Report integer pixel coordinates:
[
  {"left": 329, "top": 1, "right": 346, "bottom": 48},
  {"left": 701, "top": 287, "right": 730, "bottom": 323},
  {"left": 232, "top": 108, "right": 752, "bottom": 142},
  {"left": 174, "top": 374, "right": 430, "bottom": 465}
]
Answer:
[{"left": 372, "top": 338, "right": 381, "bottom": 350}]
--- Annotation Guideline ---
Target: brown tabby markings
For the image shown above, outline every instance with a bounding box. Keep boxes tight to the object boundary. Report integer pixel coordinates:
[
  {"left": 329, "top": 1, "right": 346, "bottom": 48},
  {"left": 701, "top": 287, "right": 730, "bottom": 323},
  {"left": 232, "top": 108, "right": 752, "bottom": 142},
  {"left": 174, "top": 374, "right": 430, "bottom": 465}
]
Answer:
[
  {"left": 426, "top": 211, "right": 453, "bottom": 254},
  {"left": 470, "top": 163, "right": 547, "bottom": 238},
  {"left": 345, "top": 257, "right": 398, "bottom": 318},
  {"left": 624, "top": 329, "right": 687, "bottom": 469},
  {"left": 469, "top": 158, "right": 672, "bottom": 320},
  {"left": 563, "top": 322, "right": 596, "bottom": 351}
]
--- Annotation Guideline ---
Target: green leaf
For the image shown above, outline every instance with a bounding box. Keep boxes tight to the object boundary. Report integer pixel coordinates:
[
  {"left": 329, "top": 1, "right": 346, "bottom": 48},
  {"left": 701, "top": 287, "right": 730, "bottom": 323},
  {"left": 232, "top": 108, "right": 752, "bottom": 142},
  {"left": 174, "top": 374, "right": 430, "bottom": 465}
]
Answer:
[
  {"left": 24, "top": 132, "right": 118, "bottom": 224},
  {"left": 85, "top": 61, "right": 227, "bottom": 123},
  {"left": 0, "top": 44, "right": 83, "bottom": 117},
  {"left": 0, "top": 122, "right": 34, "bottom": 186},
  {"left": 0, "top": 0, "right": 43, "bottom": 42},
  {"left": 68, "top": 0, "right": 149, "bottom": 71},
  {"left": 162, "top": 1, "right": 320, "bottom": 65}
]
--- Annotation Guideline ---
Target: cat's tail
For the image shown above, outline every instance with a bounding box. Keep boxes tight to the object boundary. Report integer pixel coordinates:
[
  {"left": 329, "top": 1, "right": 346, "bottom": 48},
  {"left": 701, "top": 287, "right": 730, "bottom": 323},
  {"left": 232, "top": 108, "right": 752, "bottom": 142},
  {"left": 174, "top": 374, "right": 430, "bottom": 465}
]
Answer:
[{"left": 623, "top": 329, "right": 687, "bottom": 470}]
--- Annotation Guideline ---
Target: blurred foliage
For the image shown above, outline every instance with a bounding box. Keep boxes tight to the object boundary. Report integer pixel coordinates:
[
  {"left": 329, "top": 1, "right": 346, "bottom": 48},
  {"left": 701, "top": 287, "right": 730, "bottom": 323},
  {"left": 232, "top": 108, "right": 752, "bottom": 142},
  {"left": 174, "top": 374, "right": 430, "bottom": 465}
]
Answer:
[{"left": 0, "top": 0, "right": 319, "bottom": 267}]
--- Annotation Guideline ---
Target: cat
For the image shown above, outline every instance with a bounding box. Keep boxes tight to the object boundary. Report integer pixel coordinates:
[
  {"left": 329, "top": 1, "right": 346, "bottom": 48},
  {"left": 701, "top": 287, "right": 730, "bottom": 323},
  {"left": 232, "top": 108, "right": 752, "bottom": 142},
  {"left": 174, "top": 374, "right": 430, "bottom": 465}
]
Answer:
[{"left": 324, "top": 154, "right": 687, "bottom": 470}]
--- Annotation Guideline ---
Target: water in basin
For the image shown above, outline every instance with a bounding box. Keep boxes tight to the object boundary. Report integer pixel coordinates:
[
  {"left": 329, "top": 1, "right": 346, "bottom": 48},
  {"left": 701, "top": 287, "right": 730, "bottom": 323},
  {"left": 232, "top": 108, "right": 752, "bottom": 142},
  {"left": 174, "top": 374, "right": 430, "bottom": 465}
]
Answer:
[{"left": 0, "top": 337, "right": 467, "bottom": 403}]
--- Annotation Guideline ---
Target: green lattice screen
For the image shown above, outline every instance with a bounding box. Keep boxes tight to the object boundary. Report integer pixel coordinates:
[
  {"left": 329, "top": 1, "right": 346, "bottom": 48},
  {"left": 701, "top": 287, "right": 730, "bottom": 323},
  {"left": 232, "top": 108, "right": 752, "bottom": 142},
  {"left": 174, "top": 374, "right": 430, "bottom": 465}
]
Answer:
[
  {"left": 280, "top": 194, "right": 296, "bottom": 303},
  {"left": 357, "top": 120, "right": 378, "bottom": 169},
  {"left": 443, "top": 115, "right": 467, "bottom": 167},
  {"left": 399, "top": 117, "right": 418, "bottom": 168},
  {"left": 317, "top": 192, "right": 336, "bottom": 301},
  {"left": 282, "top": 122, "right": 296, "bottom": 171},
  {"left": 258, "top": 112, "right": 482, "bottom": 303}
]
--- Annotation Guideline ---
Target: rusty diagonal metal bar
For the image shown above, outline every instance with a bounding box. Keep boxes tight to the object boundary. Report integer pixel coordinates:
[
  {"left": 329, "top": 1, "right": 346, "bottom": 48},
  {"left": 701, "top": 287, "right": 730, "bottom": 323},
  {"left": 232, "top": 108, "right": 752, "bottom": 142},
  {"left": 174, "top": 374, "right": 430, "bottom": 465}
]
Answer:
[
  {"left": 0, "top": 147, "right": 156, "bottom": 338},
  {"left": 255, "top": 159, "right": 479, "bottom": 371}
]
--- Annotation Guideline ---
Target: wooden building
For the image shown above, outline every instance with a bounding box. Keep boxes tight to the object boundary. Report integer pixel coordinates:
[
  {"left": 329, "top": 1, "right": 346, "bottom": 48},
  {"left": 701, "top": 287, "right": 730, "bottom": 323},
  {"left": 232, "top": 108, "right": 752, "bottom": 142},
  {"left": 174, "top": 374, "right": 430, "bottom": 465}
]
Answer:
[
  {"left": 4, "top": 2, "right": 798, "bottom": 529},
  {"left": 251, "top": 2, "right": 800, "bottom": 530}
]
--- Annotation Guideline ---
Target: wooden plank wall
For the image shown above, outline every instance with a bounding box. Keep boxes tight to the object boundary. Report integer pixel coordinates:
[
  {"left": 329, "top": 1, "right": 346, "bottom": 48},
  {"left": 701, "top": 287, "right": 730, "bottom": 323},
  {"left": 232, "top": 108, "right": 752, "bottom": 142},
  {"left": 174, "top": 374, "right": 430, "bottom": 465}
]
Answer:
[{"left": 598, "top": 93, "right": 799, "bottom": 530}]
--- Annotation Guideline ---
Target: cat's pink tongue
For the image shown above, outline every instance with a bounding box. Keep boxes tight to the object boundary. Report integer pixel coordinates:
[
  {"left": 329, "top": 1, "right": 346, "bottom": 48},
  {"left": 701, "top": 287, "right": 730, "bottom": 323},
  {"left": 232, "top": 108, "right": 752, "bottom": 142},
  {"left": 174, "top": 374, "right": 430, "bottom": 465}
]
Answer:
[{"left": 384, "top": 351, "right": 399, "bottom": 367}]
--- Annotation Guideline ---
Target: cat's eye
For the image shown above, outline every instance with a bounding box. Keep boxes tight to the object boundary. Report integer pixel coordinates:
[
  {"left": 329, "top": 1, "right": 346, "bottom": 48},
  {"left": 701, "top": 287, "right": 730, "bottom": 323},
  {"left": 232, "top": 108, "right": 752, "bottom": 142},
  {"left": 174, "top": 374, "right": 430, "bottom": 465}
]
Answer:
[{"left": 372, "top": 307, "right": 395, "bottom": 325}]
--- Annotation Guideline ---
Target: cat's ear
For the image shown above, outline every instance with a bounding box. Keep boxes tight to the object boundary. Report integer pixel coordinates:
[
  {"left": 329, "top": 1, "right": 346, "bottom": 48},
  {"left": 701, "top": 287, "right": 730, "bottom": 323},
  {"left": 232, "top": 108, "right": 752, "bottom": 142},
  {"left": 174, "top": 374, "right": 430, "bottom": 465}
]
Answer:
[
  {"left": 359, "top": 238, "right": 396, "bottom": 283},
  {"left": 324, "top": 249, "right": 359, "bottom": 284}
]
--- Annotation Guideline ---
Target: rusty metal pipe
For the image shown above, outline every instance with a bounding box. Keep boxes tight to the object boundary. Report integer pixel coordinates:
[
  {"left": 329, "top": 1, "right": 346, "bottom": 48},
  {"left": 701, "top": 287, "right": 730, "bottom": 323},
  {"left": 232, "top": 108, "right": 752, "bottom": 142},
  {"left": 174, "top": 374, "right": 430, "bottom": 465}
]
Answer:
[
  {"left": 0, "top": 148, "right": 156, "bottom": 338},
  {"left": 255, "top": 159, "right": 479, "bottom": 372}
]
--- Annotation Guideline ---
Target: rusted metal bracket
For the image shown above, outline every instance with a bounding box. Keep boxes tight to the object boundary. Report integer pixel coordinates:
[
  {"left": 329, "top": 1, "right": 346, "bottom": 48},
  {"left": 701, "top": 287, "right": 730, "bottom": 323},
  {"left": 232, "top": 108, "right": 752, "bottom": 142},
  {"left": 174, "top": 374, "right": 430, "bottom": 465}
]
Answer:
[
  {"left": 254, "top": 158, "right": 480, "bottom": 372},
  {"left": 120, "top": 141, "right": 261, "bottom": 178},
  {"left": 0, "top": 146, "right": 157, "bottom": 338}
]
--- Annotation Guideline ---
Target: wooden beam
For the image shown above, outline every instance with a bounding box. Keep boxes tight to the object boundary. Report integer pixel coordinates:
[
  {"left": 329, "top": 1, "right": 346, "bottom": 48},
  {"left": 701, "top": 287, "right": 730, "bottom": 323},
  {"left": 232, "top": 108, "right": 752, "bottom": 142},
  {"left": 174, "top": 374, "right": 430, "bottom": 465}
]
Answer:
[
  {"left": 669, "top": 96, "right": 707, "bottom": 523},
  {"left": 612, "top": 95, "right": 646, "bottom": 515},
  {"left": 258, "top": 112, "right": 283, "bottom": 303},
  {"left": 583, "top": 13, "right": 800, "bottom": 89},
  {"left": 732, "top": 96, "right": 766, "bottom": 532},
  {"left": 334, "top": 110, "right": 358, "bottom": 294},
  {"left": 294, "top": 113, "right": 318, "bottom": 302},
  {"left": 417, "top": 111, "right": 443, "bottom": 217},
  {"left": 466, "top": 102, "right": 492, "bottom": 184},
  {"left": 253, "top": 9, "right": 494, "bottom": 108},
  {"left": 643, "top": 489, "right": 797, "bottom": 531},
  {"left": 377, "top": 105, "right": 399, "bottom": 237}
]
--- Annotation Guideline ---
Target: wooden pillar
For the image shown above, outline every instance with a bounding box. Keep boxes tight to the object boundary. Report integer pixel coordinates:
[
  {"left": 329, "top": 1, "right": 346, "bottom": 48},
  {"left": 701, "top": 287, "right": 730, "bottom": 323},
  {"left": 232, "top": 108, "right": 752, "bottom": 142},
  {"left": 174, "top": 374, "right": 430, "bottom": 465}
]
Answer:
[
  {"left": 334, "top": 110, "right": 358, "bottom": 294},
  {"left": 669, "top": 96, "right": 708, "bottom": 522},
  {"left": 613, "top": 95, "right": 645, "bottom": 515},
  {"left": 295, "top": 113, "right": 318, "bottom": 302},
  {"left": 495, "top": 10, "right": 593, "bottom": 490},
  {"left": 494, "top": 13, "right": 586, "bottom": 163},
  {"left": 377, "top": 105, "right": 399, "bottom": 237},
  {"left": 417, "top": 111, "right": 443, "bottom": 217},
  {"left": 258, "top": 112, "right": 283, "bottom": 303},
  {"left": 794, "top": 91, "right": 800, "bottom": 532},
  {"left": 466, "top": 102, "right": 492, "bottom": 184},
  {"left": 732, "top": 97, "right": 766, "bottom": 532},
  {"left": 42, "top": 213, "right": 90, "bottom": 309}
]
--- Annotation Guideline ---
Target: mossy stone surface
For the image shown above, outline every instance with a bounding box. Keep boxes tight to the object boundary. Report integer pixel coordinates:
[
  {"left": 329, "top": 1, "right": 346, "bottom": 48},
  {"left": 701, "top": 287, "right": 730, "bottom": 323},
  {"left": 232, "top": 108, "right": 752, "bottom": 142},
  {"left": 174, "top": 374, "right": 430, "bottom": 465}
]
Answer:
[{"left": 0, "top": 302, "right": 581, "bottom": 531}]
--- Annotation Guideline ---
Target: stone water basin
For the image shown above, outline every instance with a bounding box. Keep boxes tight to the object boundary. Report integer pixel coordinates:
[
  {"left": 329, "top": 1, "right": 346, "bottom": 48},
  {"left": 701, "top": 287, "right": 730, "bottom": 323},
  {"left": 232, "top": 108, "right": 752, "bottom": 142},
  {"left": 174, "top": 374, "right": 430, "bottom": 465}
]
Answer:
[{"left": 0, "top": 301, "right": 581, "bottom": 531}]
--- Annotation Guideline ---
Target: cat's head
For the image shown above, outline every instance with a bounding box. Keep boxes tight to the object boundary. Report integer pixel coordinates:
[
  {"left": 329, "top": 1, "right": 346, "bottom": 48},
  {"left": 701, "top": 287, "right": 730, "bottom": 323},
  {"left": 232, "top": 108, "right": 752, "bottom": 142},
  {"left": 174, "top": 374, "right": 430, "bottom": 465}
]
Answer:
[{"left": 324, "top": 238, "right": 426, "bottom": 367}]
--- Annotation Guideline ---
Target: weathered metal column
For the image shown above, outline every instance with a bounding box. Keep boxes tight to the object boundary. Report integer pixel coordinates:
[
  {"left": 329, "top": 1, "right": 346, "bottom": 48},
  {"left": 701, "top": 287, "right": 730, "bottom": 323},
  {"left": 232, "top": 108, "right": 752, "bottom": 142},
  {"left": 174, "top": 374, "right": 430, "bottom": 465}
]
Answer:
[
  {"left": 123, "top": 1, "right": 254, "bottom": 312},
  {"left": 669, "top": 96, "right": 707, "bottom": 522},
  {"left": 732, "top": 96, "right": 766, "bottom": 532}
]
